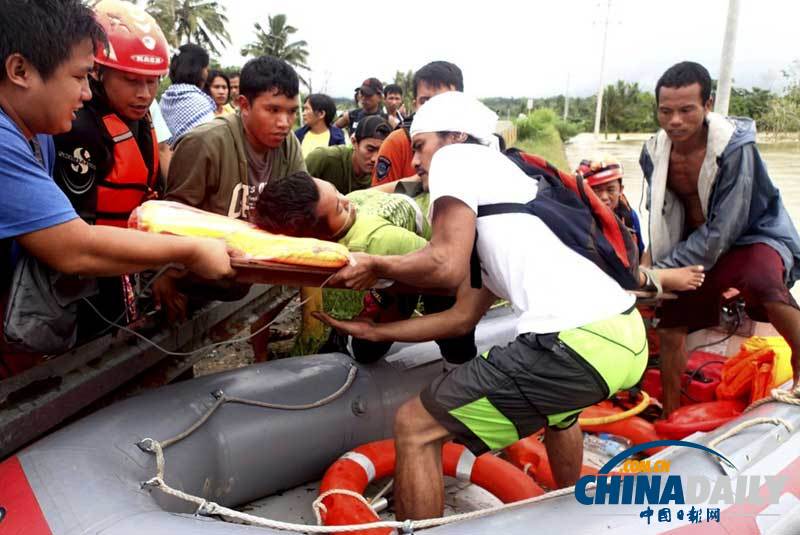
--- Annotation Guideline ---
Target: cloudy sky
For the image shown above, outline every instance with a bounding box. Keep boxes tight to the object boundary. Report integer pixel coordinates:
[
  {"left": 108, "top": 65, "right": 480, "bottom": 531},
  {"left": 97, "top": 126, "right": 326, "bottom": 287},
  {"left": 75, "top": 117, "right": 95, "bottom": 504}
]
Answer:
[{"left": 195, "top": 0, "right": 797, "bottom": 99}]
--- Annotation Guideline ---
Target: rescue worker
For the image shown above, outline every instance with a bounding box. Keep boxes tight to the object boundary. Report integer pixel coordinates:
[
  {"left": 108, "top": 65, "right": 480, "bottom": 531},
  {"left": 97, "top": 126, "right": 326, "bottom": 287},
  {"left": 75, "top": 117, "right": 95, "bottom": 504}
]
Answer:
[{"left": 53, "top": 0, "right": 170, "bottom": 336}]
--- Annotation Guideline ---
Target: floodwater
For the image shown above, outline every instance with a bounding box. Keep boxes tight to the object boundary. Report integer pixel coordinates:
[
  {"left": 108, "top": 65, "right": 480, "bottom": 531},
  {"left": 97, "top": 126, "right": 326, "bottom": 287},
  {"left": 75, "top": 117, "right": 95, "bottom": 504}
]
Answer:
[{"left": 564, "top": 133, "right": 800, "bottom": 299}]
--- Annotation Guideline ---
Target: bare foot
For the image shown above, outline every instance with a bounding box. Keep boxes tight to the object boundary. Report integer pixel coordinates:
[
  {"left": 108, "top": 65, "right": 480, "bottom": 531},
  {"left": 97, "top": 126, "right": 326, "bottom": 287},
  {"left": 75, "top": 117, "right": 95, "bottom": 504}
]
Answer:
[{"left": 657, "top": 265, "right": 705, "bottom": 292}]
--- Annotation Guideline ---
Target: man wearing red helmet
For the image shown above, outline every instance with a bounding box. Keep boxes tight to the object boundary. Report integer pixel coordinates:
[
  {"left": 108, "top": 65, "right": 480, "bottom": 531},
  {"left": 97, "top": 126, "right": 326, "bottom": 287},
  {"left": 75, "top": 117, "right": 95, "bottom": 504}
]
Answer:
[{"left": 53, "top": 0, "right": 173, "bottom": 334}]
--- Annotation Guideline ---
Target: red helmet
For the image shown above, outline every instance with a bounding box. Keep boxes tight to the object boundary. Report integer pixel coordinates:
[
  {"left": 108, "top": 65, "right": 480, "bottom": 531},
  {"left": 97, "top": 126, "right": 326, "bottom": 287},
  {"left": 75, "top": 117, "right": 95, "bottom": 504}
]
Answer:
[
  {"left": 93, "top": 0, "right": 169, "bottom": 77},
  {"left": 577, "top": 159, "right": 624, "bottom": 187}
]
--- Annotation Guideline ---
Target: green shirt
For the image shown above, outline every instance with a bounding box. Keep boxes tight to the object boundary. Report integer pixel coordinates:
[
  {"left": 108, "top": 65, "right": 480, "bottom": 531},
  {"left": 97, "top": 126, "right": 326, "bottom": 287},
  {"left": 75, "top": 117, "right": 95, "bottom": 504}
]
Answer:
[
  {"left": 305, "top": 145, "right": 371, "bottom": 194},
  {"left": 338, "top": 189, "right": 429, "bottom": 255}
]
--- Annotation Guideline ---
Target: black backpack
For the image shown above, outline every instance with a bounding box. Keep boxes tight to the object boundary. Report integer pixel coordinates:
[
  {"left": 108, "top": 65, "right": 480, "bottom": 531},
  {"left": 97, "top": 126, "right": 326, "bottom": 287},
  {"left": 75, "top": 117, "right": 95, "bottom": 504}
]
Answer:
[{"left": 471, "top": 149, "right": 640, "bottom": 290}]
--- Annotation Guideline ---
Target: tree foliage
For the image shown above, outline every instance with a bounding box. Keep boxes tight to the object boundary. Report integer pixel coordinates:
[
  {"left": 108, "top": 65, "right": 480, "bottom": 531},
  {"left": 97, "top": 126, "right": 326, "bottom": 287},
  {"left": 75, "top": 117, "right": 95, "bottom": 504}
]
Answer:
[
  {"left": 241, "top": 14, "right": 310, "bottom": 87},
  {"left": 147, "top": 0, "right": 230, "bottom": 56},
  {"left": 393, "top": 69, "right": 415, "bottom": 113},
  {"left": 602, "top": 81, "right": 657, "bottom": 134}
]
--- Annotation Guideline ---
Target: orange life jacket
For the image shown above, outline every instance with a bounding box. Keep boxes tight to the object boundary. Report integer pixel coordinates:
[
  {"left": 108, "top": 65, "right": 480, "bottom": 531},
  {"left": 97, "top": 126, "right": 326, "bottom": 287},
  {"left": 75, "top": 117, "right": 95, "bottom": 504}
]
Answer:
[{"left": 95, "top": 113, "right": 158, "bottom": 227}]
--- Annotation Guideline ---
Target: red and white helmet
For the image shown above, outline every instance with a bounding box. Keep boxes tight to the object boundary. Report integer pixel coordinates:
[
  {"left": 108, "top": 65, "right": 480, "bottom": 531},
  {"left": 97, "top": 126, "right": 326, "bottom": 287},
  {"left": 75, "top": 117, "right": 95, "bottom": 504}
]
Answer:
[
  {"left": 577, "top": 159, "right": 624, "bottom": 187},
  {"left": 93, "top": 0, "right": 169, "bottom": 77}
]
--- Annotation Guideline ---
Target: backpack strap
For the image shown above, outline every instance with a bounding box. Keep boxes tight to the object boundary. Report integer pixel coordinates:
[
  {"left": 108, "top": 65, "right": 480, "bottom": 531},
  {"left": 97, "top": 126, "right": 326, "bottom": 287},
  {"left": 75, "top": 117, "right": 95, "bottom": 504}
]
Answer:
[
  {"left": 477, "top": 203, "right": 531, "bottom": 217},
  {"left": 469, "top": 229, "right": 482, "bottom": 289},
  {"left": 471, "top": 202, "right": 534, "bottom": 288}
]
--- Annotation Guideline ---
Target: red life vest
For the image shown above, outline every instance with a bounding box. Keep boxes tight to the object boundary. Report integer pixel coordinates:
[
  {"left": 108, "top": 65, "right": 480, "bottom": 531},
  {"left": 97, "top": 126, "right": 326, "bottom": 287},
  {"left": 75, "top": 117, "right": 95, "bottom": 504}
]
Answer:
[{"left": 95, "top": 113, "right": 159, "bottom": 227}]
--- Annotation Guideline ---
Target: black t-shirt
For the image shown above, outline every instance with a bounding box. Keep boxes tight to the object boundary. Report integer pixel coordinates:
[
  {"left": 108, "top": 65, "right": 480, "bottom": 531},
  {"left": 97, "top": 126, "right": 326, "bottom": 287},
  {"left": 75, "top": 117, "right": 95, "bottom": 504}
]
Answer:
[
  {"left": 347, "top": 108, "right": 389, "bottom": 134},
  {"left": 51, "top": 95, "right": 156, "bottom": 336},
  {"left": 52, "top": 101, "right": 156, "bottom": 224}
]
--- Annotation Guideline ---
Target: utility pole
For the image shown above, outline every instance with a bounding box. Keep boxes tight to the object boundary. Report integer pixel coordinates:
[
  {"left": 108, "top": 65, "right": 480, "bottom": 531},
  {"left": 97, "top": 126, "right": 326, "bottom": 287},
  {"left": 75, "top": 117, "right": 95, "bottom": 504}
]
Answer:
[
  {"left": 563, "top": 72, "right": 570, "bottom": 121},
  {"left": 714, "top": 0, "right": 741, "bottom": 116},
  {"left": 593, "top": 0, "right": 611, "bottom": 138}
]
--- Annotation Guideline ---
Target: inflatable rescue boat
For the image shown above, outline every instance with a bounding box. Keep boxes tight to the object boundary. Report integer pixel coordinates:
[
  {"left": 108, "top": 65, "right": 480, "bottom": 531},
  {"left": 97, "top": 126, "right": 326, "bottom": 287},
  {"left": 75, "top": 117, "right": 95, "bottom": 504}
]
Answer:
[{"left": 2, "top": 307, "right": 799, "bottom": 534}]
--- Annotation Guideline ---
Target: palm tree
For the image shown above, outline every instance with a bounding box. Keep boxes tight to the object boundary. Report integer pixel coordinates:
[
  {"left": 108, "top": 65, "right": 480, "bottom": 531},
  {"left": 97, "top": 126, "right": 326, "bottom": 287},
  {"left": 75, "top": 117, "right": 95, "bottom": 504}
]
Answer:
[
  {"left": 147, "top": 0, "right": 230, "bottom": 56},
  {"left": 241, "top": 14, "right": 310, "bottom": 87}
]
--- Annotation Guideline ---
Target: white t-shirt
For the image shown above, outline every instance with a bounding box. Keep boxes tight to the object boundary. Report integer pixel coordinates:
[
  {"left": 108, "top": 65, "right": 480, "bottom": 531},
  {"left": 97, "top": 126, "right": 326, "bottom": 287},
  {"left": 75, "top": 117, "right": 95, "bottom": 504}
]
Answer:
[{"left": 428, "top": 143, "right": 635, "bottom": 335}]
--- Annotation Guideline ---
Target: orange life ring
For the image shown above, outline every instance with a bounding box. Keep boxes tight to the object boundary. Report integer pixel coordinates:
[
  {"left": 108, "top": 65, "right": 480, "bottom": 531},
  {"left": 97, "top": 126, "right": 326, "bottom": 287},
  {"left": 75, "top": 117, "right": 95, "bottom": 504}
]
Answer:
[
  {"left": 504, "top": 433, "right": 598, "bottom": 489},
  {"left": 318, "top": 438, "right": 543, "bottom": 534}
]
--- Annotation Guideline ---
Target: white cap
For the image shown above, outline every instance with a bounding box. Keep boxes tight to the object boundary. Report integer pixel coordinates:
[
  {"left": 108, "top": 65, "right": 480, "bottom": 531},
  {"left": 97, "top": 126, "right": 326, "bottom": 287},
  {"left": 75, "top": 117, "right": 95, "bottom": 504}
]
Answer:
[{"left": 409, "top": 91, "right": 498, "bottom": 146}]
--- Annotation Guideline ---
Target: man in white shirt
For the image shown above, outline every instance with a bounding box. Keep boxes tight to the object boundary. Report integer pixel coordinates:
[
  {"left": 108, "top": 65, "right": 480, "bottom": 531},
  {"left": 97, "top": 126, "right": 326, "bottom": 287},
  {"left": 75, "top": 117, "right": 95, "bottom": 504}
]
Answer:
[{"left": 317, "top": 92, "right": 647, "bottom": 521}]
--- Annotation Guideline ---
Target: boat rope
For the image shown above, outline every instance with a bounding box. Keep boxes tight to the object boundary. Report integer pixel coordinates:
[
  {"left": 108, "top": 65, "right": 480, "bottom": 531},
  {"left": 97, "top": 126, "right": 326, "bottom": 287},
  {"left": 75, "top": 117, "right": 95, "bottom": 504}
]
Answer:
[
  {"left": 578, "top": 390, "right": 651, "bottom": 426},
  {"left": 708, "top": 417, "right": 794, "bottom": 451},
  {"left": 745, "top": 386, "right": 800, "bottom": 413},
  {"left": 312, "top": 488, "right": 379, "bottom": 525},
  {"left": 703, "top": 387, "right": 800, "bottom": 468},
  {"left": 140, "top": 434, "right": 581, "bottom": 533},
  {"left": 139, "top": 364, "right": 358, "bottom": 451}
]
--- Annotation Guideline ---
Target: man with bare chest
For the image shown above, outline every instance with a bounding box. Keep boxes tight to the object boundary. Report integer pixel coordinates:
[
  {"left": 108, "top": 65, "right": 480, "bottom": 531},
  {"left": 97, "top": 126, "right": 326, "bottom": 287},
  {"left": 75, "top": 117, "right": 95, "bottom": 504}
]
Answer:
[
  {"left": 640, "top": 61, "right": 800, "bottom": 415},
  {"left": 668, "top": 147, "right": 707, "bottom": 234}
]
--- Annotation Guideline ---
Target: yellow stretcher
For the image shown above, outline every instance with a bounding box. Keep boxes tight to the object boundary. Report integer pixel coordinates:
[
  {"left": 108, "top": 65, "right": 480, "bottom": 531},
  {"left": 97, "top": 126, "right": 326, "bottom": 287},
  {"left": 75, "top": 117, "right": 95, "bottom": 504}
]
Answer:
[{"left": 130, "top": 200, "right": 351, "bottom": 283}]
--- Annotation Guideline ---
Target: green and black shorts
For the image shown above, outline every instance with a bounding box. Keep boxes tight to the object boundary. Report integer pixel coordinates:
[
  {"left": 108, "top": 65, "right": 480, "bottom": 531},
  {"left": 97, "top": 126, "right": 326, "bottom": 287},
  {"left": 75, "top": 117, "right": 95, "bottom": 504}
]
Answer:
[{"left": 419, "top": 307, "right": 648, "bottom": 455}]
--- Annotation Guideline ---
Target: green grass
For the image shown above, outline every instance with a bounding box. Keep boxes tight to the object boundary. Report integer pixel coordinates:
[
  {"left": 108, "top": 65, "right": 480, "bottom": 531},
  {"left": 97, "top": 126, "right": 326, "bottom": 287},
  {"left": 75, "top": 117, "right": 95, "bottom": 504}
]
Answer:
[
  {"left": 513, "top": 130, "right": 569, "bottom": 170},
  {"left": 512, "top": 108, "right": 570, "bottom": 170},
  {"left": 291, "top": 288, "right": 365, "bottom": 356}
]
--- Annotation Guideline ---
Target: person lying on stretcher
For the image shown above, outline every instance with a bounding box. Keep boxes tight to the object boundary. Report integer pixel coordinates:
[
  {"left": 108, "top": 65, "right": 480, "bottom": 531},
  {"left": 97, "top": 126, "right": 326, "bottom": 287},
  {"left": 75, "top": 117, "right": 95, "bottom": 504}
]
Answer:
[{"left": 255, "top": 171, "right": 476, "bottom": 364}]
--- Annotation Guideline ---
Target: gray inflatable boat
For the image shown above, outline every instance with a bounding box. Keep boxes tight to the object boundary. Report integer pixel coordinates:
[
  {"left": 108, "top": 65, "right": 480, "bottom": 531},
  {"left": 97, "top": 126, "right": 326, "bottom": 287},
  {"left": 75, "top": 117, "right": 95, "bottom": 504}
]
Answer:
[{"left": 2, "top": 306, "right": 799, "bottom": 534}]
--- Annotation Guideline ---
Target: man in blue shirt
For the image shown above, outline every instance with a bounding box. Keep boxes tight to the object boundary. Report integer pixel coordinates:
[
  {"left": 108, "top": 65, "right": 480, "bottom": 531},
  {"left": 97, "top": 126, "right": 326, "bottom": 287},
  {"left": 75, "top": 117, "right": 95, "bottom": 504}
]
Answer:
[{"left": 0, "top": 0, "right": 233, "bottom": 374}]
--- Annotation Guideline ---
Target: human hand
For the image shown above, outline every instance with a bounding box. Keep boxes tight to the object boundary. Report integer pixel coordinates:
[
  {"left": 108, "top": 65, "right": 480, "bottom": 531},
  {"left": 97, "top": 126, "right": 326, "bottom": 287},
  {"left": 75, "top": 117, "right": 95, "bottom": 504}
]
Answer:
[
  {"left": 186, "top": 238, "right": 236, "bottom": 280},
  {"left": 152, "top": 270, "right": 188, "bottom": 323},
  {"left": 312, "top": 311, "right": 383, "bottom": 342},
  {"left": 329, "top": 253, "right": 379, "bottom": 290}
]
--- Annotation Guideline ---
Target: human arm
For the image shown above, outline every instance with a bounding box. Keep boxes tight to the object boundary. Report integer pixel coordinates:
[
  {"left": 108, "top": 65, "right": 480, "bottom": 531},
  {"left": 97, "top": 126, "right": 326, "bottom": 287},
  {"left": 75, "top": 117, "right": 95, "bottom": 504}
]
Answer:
[
  {"left": 16, "top": 218, "right": 233, "bottom": 279},
  {"left": 333, "top": 111, "right": 349, "bottom": 129},
  {"left": 330, "top": 196, "right": 476, "bottom": 290},
  {"left": 314, "top": 278, "right": 496, "bottom": 342},
  {"left": 369, "top": 175, "right": 421, "bottom": 193},
  {"left": 654, "top": 146, "right": 755, "bottom": 270}
]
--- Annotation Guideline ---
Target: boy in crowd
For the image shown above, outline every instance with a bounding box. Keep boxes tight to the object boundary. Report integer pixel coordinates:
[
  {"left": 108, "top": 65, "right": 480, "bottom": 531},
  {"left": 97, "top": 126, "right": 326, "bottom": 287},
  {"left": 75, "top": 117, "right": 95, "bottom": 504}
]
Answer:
[
  {"left": 159, "top": 43, "right": 215, "bottom": 145},
  {"left": 158, "top": 56, "right": 306, "bottom": 323},
  {"left": 0, "top": 0, "right": 232, "bottom": 375},
  {"left": 372, "top": 61, "right": 463, "bottom": 186},
  {"left": 228, "top": 71, "right": 240, "bottom": 111},
  {"left": 295, "top": 93, "right": 346, "bottom": 158},
  {"left": 384, "top": 83, "right": 405, "bottom": 128},
  {"left": 53, "top": 0, "right": 171, "bottom": 336},
  {"left": 255, "top": 172, "right": 475, "bottom": 364},
  {"left": 165, "top": 55, "right": 306, "bottom": 220},
  {"left": 334, "top": 77, "right": 388, "bottom": 134},
  {"left": 306, "top": 115, "right": 392, "bottom": 194}
]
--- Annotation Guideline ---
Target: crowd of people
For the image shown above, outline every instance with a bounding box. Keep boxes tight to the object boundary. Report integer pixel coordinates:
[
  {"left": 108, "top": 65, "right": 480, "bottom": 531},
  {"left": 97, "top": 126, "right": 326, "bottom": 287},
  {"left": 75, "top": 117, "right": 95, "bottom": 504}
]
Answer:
[{"left": 2, "top": 0, "right": 800, "bottom": 522}]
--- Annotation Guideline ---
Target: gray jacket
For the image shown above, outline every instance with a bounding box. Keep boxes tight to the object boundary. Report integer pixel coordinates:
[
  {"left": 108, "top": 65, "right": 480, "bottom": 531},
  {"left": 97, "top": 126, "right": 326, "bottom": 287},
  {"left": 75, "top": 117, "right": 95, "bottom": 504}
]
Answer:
[{"left": 640, "top": 116, "right": 800, "bottom": 286}]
